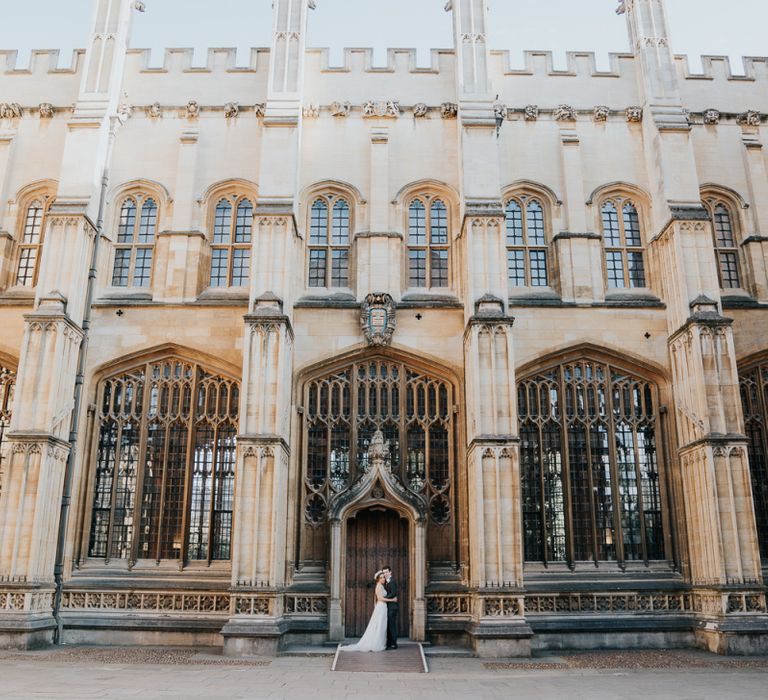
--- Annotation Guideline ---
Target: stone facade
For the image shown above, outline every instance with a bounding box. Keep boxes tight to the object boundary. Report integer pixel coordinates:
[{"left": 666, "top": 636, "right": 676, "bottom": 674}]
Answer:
[{"left": 0, "top": 0, "right": 766, "bottom": 656}]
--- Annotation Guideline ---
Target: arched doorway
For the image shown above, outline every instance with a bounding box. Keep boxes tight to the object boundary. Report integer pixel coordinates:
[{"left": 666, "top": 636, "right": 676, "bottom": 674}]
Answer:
[{"left": 345, "top": 508, "right": 409, "bottom": 637}]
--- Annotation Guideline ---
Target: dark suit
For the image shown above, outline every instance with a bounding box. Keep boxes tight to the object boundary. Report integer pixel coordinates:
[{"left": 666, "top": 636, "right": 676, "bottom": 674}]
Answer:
[{"left": 384, "top": 577, "right": 399, "bottom": 648}]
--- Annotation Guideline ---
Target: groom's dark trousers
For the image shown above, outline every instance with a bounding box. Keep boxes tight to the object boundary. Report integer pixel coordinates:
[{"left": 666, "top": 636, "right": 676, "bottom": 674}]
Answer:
[{"left": 385, "top": 578, "right": 399, "bottom": 648}]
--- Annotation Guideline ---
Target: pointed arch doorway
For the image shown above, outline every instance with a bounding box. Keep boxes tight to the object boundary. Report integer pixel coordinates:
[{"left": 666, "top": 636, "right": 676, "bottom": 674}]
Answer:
[{"left": 345, "top": 507, "right": 410, "bottom": 638}]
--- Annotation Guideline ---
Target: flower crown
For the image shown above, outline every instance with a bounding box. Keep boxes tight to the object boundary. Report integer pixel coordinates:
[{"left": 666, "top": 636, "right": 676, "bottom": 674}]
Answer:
[{"left": 373, "top": 569, "right": 384, "bottom": 581}]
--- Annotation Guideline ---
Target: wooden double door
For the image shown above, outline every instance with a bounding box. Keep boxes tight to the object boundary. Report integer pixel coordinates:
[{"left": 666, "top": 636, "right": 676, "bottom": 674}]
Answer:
[{"left": 344, "top": 508, "right": 409, "bottom": 638}]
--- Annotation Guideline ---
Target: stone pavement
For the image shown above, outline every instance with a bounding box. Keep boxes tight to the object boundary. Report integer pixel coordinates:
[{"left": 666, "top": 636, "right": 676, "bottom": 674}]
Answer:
[{"left": 0, "top": 647, "right": 766, "bottom": 699}]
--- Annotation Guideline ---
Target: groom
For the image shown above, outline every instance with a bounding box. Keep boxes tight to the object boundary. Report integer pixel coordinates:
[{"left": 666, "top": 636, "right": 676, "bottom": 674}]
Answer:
[{"left": 382, "top": 566, "right": 399, "bottom": 650}]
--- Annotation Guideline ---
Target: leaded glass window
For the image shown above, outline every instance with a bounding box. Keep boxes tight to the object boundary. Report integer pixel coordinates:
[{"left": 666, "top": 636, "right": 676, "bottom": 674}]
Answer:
[
  {"left": 15, "top": 199, "right": 50, "bottom": 287},
  {"left": 307, "top": 196, "right": 351, "bottom": 288},
  {"left": 519, "top": 358, "right": 665, "bottom": 567},
  {"left": 0, "top": 363, "right": 15, "bottom": 501},
  {"left": 739, "top": 361, "right": 768, "bottom": 560},
  {"left": 112, "top": 196, "right": 158, "bottom": 288},
  {"left": 505, "top": 196, "right": 549, "bottom": 287},
  {"left": 301, "top": 357, "right": 456, "bottom": 564},
  {"left": 601, "top": 198, "right": 646, "bottom": 289},
  {"left": 704, "top": 201, "right": 742, "bottom": 289},
  {"left": 408, "top": 198, "right": 450, "bottom": 288},
  {"left": 209, "top": 197, "right": 252, "bottom": 287},
  {"left": 88, "top": 358, "right": 239, "bottom": 564}
]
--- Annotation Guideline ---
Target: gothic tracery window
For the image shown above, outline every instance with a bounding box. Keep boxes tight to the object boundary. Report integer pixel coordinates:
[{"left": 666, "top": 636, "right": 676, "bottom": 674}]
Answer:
[
  {"left": 88, "top": 358, "right": 239, "bottom": 564},
  {"left": 0, "top": 363, "right": 15, "bottom": 500},
  {"left": 112, "top": 196, "right": 158, "bottom": 288},
  {"left": 739, "top": 361, "right": 768, "bottom": 559},
  {"left": 519, "top": 358, "right": 666, "bottom": 567},
  {"left": 505, "top": 195, "right": 549, "bottom": 287},
  {"left": 209, "top": 197, "right": 253, "bottom": 288},
  {"left": 308, "top": 196, "right": 351, "bottom": 288},
  {"left": 408, "top": 198, "right": 449, "bottom": 289},
  {"left": 301, "top": 358, "right": 455, "bottom": 563},
  {"left": 601, "top": 198, "right": 646, "bottom": 289},
  {"left": 703, "top": 199, "right": 742, "bottom": 289},
  {"left": 15, "top": 198, "right": 51, "bottom": 287}
]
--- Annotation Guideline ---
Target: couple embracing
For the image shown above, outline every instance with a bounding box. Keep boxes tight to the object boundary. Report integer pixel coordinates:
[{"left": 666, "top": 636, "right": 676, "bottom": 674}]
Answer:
[{"left": 341, "top": 565, "right": 399, "bottom": 652}]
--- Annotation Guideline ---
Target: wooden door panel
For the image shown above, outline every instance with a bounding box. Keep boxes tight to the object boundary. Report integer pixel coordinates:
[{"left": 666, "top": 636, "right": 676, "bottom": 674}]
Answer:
[{"left": 344, "top": 509, "right": 409, "bottom": 638}]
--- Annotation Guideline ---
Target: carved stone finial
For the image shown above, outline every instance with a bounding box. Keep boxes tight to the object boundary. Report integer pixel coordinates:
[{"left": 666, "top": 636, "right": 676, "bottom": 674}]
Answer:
[
  {"left": 737, "top": 110, "right": 761, "bottom": 127},
  {"left": 413, "top": 102, "right": 429, "bottom": 118},
  {"left": 185, "top": 100, "right": 200, "bottom": 119},
  {"left": 524, "top": 104, "right": 539, "bottom": 122},
  {"left": 224, "top": 102, "right": 239, "bottom": 118},
  {"left": 593, "top": 105, "right": 610, "bottom": 122},
  {"left": 554, "top": 104, "right": 577, "bottom": 122},
  {"left": 703, "top": 109, "right": 720, "bottom": 125},
  {"left": 440, "top": 102, "right": 458, "bottom": 119},
  {"left": 626, "top": 106, "right": 643, "bottom": 123},
  {"left": 146, "top": 102, "right": 161, "bottom": 119},
  {"left": 303, "top": 104, "right": 319, "bottom": 118},
  {"left": 330, "top": 101, "right": 351, "bottom": 117},
  {"left": 361, "top": 293, "right": 397, "bottom": 346},
  {"left": 38, "top": 103, "right": 54, "bottom": 119}
]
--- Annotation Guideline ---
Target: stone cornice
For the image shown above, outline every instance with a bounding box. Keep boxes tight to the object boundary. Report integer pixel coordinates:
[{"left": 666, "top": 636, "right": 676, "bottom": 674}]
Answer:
[
  {"left": 668, "top": 313, "right": 734, "bottom": 345},
  {"left": 678, "top": 434, "right": 749, "bottom": 456},
  {"left": 354, "top": 230, "right": 403, "bottom": 239},
  {"left": 742, "top": 235, "right": 768, "bottom": 245},
  {"left": 156, "top": 229, "right": 206, "bottom": 239}
]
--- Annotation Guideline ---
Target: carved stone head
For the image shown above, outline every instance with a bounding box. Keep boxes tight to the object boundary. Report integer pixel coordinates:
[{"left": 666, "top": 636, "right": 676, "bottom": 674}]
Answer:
[
  {"left": 413, "top": 103, "right": 429, "bottom": 118},
  {"left": 146, "top": 102, "right": 161, "bottom": 119},
  {"left": 330, "top": 101, "right": 351, "bottom": 117},
  {"left": 186, "top": 100, "right": 200, "bottom": 119},
  {"left": 703, "top": 109, "right": 720, "bottom": 125},
  {"left": 440, "top": 102, "right": 458, "bottom": 119},
  {"left": 626, "top": 106, "right": 643, "bottom": 123},
  {"left": 554, "top": 104, "right": 577, "bottom": 122},
  {"left": 523, "top": 104, "right": 539, "bottom": 122},
  {"left": 224, "top": 102, "right": 239, "bottom": 119},
  {"left": 593, "top": 105, "right": 610, "bottom": 122},
  {"left": 38, "top": 103, "right": 54, "bottom": 119}
]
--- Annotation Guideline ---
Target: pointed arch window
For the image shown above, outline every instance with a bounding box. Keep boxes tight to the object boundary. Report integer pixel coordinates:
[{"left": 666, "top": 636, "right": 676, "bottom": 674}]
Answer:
[
  {"left": 739, "top": 361, "right": 768, "bottom": 560},
  {"left": 308, "top": 196, "right": 351, "bottom": 288},
  {"left": 15, "top": 198, "right": 50, "bottom": 287},
  {"left": 87, "top": 358, "right": 240, "bottom": 564},
  {"left": 300, "top": 358, "right": 456, "bottom": 565},
  {"left": 505, "top": 195, "right": 549, "bottom": 287},
  {"left": 601, "top": 198, "right": 646, "bottom": 289},
  {"left": 0, "top": 363, "right": 15, "bottom": 500},
  {"left": 408, "top": 197, "right": 449, "bottom": 288},
  {"left": 519, "top": 358, "right": 666, "bottom": 567},
  {"left": 209, "top": 197, "right": 253, "bottom": 288},
  {"left": 703, "top": 200, "right": 742, "bottom": 289},
  {"left": 112, "top": 196, "right": 158, "bottom": 288}
]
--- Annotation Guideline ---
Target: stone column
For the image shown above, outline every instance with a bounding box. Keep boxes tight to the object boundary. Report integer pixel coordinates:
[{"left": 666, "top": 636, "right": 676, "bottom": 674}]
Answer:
[
  {"left": 621, "top": 0, "right": 768, "bottom": 653},
  {"left": 0, "top": 0, "right": 138, "bottom": 649}
]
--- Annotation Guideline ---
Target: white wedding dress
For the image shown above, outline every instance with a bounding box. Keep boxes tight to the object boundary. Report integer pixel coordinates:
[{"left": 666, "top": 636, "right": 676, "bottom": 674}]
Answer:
[{"left": 340, "top": 583, "right": 388, "bottom": 652}]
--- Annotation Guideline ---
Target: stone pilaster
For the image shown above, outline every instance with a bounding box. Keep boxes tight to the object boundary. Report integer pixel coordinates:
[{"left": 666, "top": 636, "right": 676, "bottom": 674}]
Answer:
[
  {"left": 463, "top": 317, "right": 531, "bottom": 657},
  {"left": 0, "top": 132, "right": 16, "bottom": 290},
  {"left": 740, "top": 131, "right": 768, "bottom": 302},
  {"left": 154, "top": 129, "right": 204, "bottom": 303},
  {"left": 556, "top": 127, "right": 604, "bottom": 303},
  {"left": 223, "top": 314, "right": 294, "bottom": 655}
]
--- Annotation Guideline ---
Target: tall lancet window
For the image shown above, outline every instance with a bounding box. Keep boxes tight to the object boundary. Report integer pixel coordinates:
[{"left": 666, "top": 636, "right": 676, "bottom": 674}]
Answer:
[
  {"left": 88, "top": 357, "right": 240, "bottom": 564},
  {"left": 505, "top": 196, "right": 549, "bottom": 287},
  {"left": 15, "top": 199, "right": 50, "bottom": 287},
  {"left": 601, "top": 198, "right": 646, "bottom": 289},
  {"left": 210, "top": 197, "right": 253, "bottom": 288},
  {"left": 739, "top": 361, "right": 768, "bottom": 560},
  {"left": 112, "top": 196, "right": 158, "bottom": 288},
  {"left": 308, "top": 196, "right": 351, "bottom": 288},
  {"left": 703, "top": 199, "right": 742, "bottom": 289},
  {"left": 408, "top": 198, "right": 449, "bottom": 288},
  {"left": 519, "top": 358, "right": 666, "bottom": 568}
]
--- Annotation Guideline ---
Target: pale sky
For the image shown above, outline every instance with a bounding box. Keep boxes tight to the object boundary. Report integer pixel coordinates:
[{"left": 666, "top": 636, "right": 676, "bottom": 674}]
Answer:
[{"left": 0, "top": 0, "right": 764, "bottom": 73}]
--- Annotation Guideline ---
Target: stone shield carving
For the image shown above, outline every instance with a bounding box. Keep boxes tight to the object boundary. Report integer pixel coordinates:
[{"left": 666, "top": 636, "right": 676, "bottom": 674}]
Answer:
[{"left": 360, "top": 293, "right": 396, "bottom": 346}]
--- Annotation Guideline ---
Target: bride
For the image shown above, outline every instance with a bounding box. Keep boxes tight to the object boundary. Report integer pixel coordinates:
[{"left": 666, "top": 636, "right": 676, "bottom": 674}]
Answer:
[{"left": 340, "top": 571, "right": 395, "bottom": 652}]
